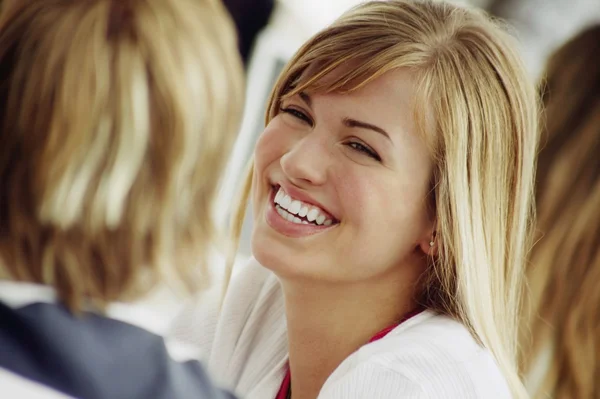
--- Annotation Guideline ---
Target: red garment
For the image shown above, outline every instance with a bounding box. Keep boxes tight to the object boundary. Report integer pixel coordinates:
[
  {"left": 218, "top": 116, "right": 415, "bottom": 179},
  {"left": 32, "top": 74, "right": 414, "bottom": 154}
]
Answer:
[
  {"left": 275, "top": 309, "right": 423, "bottom": 399},
  {"left": 276, "top": 368, "right": 292, "bottom": 399}
]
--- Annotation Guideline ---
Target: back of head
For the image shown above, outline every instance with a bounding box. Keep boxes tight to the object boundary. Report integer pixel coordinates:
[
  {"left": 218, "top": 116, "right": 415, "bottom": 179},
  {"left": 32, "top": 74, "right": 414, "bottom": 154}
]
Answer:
[
  {"left": 0, "top": 0, "right": 244, "bottom": 309},
  {"left": 232, "top": 1, "right": 538, "bottom": 396},
  {"left": 521, "top": 25, "right": 600, "bottom": 399}
]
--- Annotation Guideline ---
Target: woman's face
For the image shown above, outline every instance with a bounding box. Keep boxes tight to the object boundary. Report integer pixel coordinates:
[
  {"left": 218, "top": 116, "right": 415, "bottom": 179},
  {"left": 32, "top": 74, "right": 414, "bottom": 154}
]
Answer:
[{"left": 251, "top": 68, "right": 435, "bottom": 283}]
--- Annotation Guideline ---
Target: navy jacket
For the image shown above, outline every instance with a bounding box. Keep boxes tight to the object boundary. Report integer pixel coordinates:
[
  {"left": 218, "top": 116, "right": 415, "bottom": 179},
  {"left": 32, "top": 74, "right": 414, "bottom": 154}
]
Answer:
[{"left": 0, "top": 284, "right": 235, "bottom": 399}]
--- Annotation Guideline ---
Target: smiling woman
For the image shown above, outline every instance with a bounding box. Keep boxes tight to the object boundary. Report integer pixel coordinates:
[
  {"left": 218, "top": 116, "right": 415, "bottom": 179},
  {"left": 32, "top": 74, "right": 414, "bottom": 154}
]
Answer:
[
  {"left": 172, "top": 1, "right": 540, "bottom": 398},
  {"left": 253, "top": 68, "right": 435, "bottom": 286}
]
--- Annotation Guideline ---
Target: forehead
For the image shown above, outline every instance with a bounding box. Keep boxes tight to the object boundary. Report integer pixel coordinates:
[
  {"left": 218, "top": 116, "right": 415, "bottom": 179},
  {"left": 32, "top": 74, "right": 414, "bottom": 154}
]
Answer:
[
  {"left": 288, "top": 59, "right": 420, "bottom": 115},
  {"left": 291, "top": 58, "right": 379, "bottom": 95},
  {"left": 295, "top": 64, "right": 418, "bottom": 122}
]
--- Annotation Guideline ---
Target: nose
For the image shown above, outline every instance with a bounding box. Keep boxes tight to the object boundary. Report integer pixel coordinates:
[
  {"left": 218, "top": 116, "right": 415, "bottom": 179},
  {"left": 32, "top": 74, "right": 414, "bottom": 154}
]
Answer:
[{"left": 280, "top": 135, "right": 329, "bottom": 187}]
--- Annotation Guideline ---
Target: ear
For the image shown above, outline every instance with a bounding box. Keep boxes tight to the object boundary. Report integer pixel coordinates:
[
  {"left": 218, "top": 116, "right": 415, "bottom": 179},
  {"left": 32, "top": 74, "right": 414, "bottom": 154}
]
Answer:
[{"left": 418, "top": 230, "right": 439, "bottom": 257}]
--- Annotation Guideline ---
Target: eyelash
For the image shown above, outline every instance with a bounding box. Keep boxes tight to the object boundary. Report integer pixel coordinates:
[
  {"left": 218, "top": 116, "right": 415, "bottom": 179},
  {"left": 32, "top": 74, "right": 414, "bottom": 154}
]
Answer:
[
  {"left": 346, "top": 142, "right": 382, "bottom": 162},
  {"left": 279, "top": 106, "right": 382, "bottom": 162},
  {"left": 280, "top": 107, "right": 313, "bottom": 126}
]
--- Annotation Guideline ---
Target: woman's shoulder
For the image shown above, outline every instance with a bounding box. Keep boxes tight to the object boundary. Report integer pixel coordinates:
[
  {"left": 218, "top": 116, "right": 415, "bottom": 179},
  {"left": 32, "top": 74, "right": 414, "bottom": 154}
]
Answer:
[
  {"left": 227, "top": 256, "right": 280, "bottom": 299},
  {"left": 381, "top": 310, "right": 485, "bottom": 357},
  {"left": 321, "top": 311, "right": 512, "bottom": 398},
  {"left": 202, "top": 257, "right": 288, "bottom": 394},
  {"left": 218, "top": 256, "right": 285, "bottom": 330},
  {"left": 376, "top": 311, "right": 493, "bottom": 364},
  {"left": 168, "top": 256, "right": 287, "bottom": 393},
  {"left": 168, "top": 256, "right": 283, "bottom": 353}
]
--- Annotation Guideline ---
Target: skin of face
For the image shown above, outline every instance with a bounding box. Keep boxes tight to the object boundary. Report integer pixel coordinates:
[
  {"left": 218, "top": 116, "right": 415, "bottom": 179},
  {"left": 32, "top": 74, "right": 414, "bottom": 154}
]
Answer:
[{"left": 251, "top": 68, "right": 435, "bottom": 286}]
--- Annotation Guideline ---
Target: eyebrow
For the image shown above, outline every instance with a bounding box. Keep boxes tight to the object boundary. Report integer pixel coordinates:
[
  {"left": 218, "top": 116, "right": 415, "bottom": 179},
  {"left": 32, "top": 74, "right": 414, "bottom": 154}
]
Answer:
[
  {"left": 299, "top": 91, "right": 312, "bottom": 107},
  {"left": 343, "top": 118, "right": 391, "bottom": 141},
  {"left": 298, "top": 91, "right": 392, "bottom": 142}
]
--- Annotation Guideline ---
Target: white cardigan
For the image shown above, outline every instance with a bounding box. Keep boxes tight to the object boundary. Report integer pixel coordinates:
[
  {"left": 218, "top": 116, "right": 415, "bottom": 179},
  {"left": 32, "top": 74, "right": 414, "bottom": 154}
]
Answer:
[{"left": 170, "top": 258, "right": 512, "bottom": 398}]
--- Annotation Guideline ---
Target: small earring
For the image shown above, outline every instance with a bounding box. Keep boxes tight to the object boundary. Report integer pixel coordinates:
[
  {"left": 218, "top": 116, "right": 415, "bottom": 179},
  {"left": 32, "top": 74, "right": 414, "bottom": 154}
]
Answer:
[{"left": 429, "top": 240, "right": 435, "bottom": 247}]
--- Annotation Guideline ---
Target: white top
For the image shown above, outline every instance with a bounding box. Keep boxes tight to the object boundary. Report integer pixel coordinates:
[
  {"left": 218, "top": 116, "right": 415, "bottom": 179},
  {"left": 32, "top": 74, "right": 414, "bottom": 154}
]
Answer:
[{"left": 169, "top": 257, "right": 513, "bottom": 398}]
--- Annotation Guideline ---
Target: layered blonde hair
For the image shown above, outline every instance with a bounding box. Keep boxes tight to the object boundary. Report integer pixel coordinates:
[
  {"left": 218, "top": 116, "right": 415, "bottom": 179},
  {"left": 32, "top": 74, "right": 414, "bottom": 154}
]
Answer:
[
  {"left": 520, "top": 25, "right": 600, "bottom": 399},
  {"left": 230, "top": 1, "right": 539, "bottom": 397},
  {"left": 0, "top": 0, "right": 244, "bottom": 310}
]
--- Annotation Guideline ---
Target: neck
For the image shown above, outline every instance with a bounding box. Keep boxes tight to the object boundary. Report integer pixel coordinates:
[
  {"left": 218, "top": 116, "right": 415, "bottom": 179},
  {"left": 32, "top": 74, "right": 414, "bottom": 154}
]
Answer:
[{"left": 282, "top": 268, "right": 419, "bottom": 399}]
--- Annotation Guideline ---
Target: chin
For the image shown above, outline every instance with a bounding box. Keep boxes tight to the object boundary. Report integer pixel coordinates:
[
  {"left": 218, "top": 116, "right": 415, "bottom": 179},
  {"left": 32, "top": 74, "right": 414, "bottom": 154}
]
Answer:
[
  {"left": 251, "top": 230, "right": 294, "bottom": 276},
  {"left": 250, "top": 219, "right": 343, "bottom": 282},
  {"left": 251, "top": 237, "right": 338, "bottom": 283},
  {"left": 251, "top": 237, "right": 275, "bottom": 268}
]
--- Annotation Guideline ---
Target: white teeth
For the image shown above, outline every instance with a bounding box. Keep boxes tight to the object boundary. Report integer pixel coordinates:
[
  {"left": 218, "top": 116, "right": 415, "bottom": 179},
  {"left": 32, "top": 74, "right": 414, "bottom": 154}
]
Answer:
[
  {"left": 276, "top": 206, "right": 286, "bottom": 218},
  {"left": 281, "top": 195, "right": 292, "bottom": 208},
  {"left": 275, "top": 188, "right": 284, "bottom": 203},
  {"left": 273, "top": 187, "right": 336, "bottom": 227},
  {"left": 276, "top": 205, "right": 335, "bottom": 227},
  {"left": 289, "top": 200, "right": 301, "bottom": 215},
  {"left": 306, "top": 208, "right": 319, "bottom": 222}
]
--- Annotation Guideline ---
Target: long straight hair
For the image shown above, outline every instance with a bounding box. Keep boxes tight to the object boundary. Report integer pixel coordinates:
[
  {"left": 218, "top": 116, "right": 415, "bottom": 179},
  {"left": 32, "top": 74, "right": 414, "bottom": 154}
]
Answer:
[{"left": 229, "top": 1, "right": 539, "bottom": 397}]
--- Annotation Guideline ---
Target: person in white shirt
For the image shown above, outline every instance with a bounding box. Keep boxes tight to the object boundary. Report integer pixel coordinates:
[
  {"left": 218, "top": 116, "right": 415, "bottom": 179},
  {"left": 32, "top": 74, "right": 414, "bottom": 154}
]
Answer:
[{"left": 172, "top": 1, "right": 539, "bottom": 398}]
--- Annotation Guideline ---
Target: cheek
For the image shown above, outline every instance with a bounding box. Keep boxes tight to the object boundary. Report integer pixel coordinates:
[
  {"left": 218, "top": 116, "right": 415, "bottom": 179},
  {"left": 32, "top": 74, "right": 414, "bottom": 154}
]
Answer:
[
  {"left": 335, "top": 169, "right": 384, "bottom": 225},
  {"left": 254, "top": 125, "right": 279, "bottom": 172},
  {"left": 338, "top": 169, "right": 429, "bottom": 238},
  {"left": 253, "top": 119, "right": 295, "bottom": 172},
  {"left": 252, "top": 121, "right": 289, "bottom": 215}
]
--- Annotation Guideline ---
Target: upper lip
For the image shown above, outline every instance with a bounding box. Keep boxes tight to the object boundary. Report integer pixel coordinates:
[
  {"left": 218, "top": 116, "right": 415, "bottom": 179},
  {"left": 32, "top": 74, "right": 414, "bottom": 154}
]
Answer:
[{"left": 274, "top": 182, "right": 338, "bottom": 221}]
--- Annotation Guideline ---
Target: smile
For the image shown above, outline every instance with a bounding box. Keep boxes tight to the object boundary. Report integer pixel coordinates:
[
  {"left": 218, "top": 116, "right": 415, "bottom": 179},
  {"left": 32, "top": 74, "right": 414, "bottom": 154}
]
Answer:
[
  {"left": 273, "top": 186, "right": 334, "bottom": 226},
  {"left": 265, "top": 185, "right": 339, "bottom": 237}
]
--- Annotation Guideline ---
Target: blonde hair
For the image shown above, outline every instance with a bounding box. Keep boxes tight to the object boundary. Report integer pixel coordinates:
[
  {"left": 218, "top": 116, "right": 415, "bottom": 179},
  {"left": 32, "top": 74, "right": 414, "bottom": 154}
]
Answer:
[
  {"left": 0, "top": 0, "right": 244, "bottom": 310},
  {"left": 230, "top": 1, "right": 539, "bottom": 397},
  {"left": 520, "top": 25, "right": 600, "bottom": 399}
]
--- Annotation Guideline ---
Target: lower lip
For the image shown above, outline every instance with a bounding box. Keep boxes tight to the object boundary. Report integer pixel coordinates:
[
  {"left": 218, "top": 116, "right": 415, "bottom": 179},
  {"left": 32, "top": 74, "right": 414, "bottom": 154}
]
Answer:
[{"left": 265, "top": 188, "right": 337, "bottom": 238}]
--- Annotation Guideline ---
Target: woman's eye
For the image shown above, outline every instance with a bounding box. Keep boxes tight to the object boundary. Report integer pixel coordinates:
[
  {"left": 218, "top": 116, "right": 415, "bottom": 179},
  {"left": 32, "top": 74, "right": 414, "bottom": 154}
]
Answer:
[
  {"left": 280, "top": 107, "right": 313, "bottom": 126},
  {"left": 347, "top": 141, "right": 382, "bottom": 162}
]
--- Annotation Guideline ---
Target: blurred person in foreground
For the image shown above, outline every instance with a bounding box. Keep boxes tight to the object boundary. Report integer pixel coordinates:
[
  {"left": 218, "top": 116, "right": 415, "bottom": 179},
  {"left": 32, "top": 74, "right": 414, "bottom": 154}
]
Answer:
[
  {"left": 0, "top": 0, "right": 243, "bottom": 398},
  {"left": 520, "top": 25, "right": 600, "bottom": 399}
]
